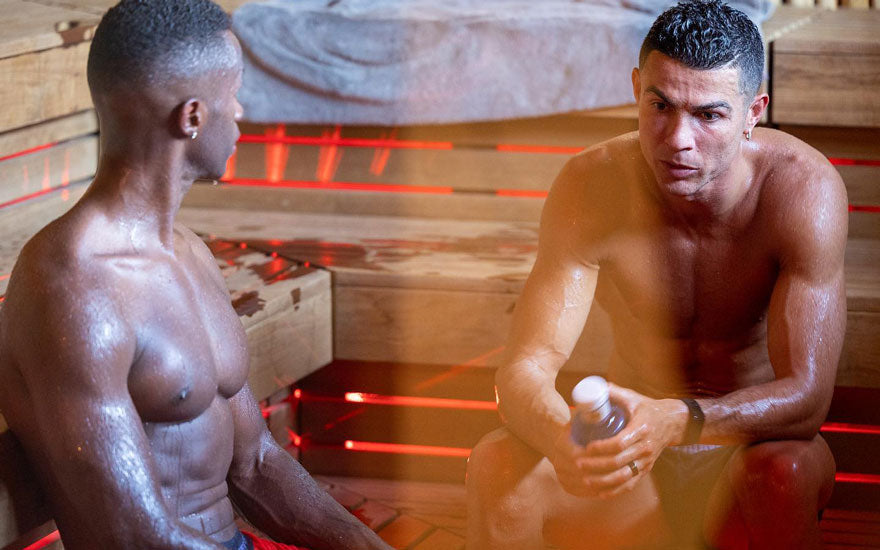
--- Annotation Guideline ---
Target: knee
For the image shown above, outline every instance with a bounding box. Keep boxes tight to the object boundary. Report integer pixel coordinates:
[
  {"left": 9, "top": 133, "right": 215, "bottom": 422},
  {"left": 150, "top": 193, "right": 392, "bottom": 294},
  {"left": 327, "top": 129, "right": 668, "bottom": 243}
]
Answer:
[
  {"left": 728, "top": 441, "right": 813, "bottom": 506},
  {"left": 466, "top": 427, "right": 542, "bottom": 499}
]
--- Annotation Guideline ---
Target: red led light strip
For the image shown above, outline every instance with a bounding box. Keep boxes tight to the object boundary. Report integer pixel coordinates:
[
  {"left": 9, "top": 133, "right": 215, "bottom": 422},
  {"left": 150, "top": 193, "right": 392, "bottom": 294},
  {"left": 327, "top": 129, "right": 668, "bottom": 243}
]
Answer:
[
  {"left": 343, "top": 440, "right": 471, "bottom": 458},
  {"left": 344, "top": 392, "right": 497, "bottom": 410},
  {"left": 0, "top": 142, "right": 57, "bottom": 163},
  {"left": 238, "top": 134, "right": 454, "bottom": 151},
  {"left": 849, "top": 204, "right": 880, "bottom": 213},
  {"left": 21, "top": 530, "right": 60, "bottom": 550},
  {"left": 0, "top": 184, "right": 69, "bottom": 210},
  {"left": 821, "top": 422, "right": 880, "bottom": 435},
  {"left": 835, "top": 473, "right": 880, "bottom": 485},
  {"left": 828, "top": 157, "right": 880, "bottom": 167}
]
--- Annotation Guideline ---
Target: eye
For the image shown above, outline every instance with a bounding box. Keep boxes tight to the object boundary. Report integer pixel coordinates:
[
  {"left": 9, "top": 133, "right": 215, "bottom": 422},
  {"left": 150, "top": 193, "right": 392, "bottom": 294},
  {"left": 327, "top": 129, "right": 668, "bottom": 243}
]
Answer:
[
  {"left": 700, "top": 111, "right": 721, "bottom": 121},
  {"left": 652, "top": 102, "right": 667, "bottom": 111}
]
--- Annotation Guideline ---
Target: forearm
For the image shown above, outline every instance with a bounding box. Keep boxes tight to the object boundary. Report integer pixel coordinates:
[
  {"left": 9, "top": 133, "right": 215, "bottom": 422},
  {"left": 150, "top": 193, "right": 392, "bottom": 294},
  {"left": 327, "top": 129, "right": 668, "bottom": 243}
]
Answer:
[
  {"left": 495, "top": 354, "right": 572, "bottom": 458},
  {"left": 694, "top": 377, "right": 830, "bottom": 445},
  {"left": 230, "top": 441, "right": 390, "bottom": 550}
]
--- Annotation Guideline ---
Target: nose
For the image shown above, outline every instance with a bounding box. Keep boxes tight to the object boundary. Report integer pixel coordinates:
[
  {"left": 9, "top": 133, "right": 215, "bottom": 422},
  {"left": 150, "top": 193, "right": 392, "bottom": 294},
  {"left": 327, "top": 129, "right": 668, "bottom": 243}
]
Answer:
[{"left": 665, "top": 113, "right": 695, "bottom": 151}]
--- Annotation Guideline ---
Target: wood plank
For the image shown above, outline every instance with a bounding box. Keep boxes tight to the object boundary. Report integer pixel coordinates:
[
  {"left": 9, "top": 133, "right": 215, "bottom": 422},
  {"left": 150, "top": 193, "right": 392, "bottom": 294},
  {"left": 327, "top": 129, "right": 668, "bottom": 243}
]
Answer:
[
  {"left": 376, "top": 515, "right": 433, "bottom": 549},
  {"left": 334, "top": 285, "right": 514, "bottom": 367},
  {"left": 411, "top": 528, "right": 465, "bottom": 550},
  {"left": 183, "top": 183, "right": 544, "bottom": 223},
  {"left": 772, "top": 52, "right": 880, "bottom": 127},
  {"left": 777, "top": 126, "right": 880, "bottom": 159},
  {"left": 0, "top": 110, "right": 96, "bottom": 159},
  {"left": 774, "top": 10, "right": 880, "bottom": 55},
  {"left": 0, "top": 41, "right": 92, "bottom": 134},
  {"left": 0, "top": 0, "right": 98, "bottom": 60},
  {"left": 0, "top": 134, "right": 97, "bottom": 206},
  {"left": 0, "top": 183, "right": 87, "bottom": 294},
  {"left": 205, "top": 242, "right": 333, "bottom": 401},
  {"left": 838, "top": 312, "right": 880, "bottom": 389}
]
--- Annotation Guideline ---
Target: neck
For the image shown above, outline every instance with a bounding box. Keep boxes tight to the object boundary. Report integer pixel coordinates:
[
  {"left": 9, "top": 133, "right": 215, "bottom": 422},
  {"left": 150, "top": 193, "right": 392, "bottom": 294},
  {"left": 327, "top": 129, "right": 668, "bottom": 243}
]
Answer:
[
  {"left": 84, "top": 136, "right": 194, "bottom": 253},
  {"left": 653, "top": 151, "right": 754, "bottom": 231}
]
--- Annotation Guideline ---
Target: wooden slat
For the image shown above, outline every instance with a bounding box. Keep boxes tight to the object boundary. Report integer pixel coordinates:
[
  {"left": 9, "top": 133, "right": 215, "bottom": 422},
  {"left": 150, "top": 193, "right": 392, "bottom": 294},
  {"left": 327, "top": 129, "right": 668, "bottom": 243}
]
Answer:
[
  {"left": 183, "top": 183, "right": 544, "bottom": 223},
  {"left": 0, "top": 41, "right": 92, "bottom": 134},
  {"left": 0, "top": 110, "right": 96, "bottom": 160},
  {"left": 376, "top": 515, "right": 433, "bottom": 549},
  {"left": 0, "top": 134, "right": 97, "bottom": 206},
  {"left": 0, "top": 0, "right": 98, "bottom": 60}
]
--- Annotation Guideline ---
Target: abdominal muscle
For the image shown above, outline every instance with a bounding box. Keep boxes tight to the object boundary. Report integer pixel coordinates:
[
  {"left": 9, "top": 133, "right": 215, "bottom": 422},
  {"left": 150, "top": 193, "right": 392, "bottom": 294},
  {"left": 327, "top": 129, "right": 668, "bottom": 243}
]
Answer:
[
  {"left": 142, "top": 394, "right": 238, "bottom": 542},
  {"left": 606, "top": 322, "right": 776, "bottom": 399}
]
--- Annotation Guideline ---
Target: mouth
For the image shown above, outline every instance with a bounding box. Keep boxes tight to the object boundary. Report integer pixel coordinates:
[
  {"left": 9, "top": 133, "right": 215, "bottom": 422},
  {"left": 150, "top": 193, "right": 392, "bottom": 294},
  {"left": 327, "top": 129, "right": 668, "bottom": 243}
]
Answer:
[{"left": 661, "top": 161, "right": 698, "bottom": 178}]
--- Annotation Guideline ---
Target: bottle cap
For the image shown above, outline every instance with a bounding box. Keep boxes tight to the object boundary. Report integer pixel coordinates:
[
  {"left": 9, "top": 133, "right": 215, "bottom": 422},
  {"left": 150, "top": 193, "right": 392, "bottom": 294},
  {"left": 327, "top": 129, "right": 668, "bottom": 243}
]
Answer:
[{"left": 571, "top": 376, "right": 609, "bottom": 410}]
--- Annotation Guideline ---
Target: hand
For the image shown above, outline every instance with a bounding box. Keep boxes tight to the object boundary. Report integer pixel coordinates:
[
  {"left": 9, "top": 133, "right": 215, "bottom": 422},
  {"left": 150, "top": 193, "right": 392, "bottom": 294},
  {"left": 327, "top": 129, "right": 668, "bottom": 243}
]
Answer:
[{"left": 550, "top": 385, "right": 686, "bottom": 499}]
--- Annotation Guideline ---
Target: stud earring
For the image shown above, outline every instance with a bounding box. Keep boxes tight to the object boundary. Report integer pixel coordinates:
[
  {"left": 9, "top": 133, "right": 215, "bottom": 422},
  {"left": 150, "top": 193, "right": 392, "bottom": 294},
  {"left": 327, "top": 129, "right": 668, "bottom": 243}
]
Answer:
[
  {"left": 745, "top": 130, "right": 752, "bottom": 141},
  {"left": 190, "top": 131, "right": 198, "bottom": 140}
]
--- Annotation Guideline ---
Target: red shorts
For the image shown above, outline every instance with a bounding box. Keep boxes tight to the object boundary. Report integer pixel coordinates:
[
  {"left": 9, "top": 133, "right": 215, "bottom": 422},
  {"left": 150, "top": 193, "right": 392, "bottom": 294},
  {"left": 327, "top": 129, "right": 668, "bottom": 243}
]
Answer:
[{"left": 243, "top": 531, "right": 310, "bottom": 550}]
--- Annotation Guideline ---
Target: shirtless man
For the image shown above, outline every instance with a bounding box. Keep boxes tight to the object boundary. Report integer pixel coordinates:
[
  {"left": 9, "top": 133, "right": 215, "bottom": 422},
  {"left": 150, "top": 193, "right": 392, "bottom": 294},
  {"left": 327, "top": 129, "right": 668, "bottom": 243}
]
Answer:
[
  {"left": 466, "top": 1, "right": 847, "bottom": 548},
  {"left": 0, "top": 1, "right": 391, "bottom": 549}
]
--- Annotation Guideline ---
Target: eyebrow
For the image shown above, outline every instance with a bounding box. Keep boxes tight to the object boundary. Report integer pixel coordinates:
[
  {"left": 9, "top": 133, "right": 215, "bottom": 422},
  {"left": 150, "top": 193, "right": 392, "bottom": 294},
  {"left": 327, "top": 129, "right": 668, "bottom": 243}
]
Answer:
[{"left": 645, "top": 86, "right": 732, "bottom": 112}]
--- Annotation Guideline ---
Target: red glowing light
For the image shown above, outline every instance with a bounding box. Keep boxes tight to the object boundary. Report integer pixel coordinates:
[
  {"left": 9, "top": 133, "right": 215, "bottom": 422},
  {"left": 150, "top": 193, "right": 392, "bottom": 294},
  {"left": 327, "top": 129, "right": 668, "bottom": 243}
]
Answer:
[
  {"left": 22, "top": 530, "right": 60, "bottom": 550},
  {"left": 0, "top": 185, "right": 67, "bottom": 210},
  {"left": 0, "top": 274, "right": 9, "bottom": 281},
  {"left": 821, "top": 422, "right": 880, "bottom": 435},
  {"left": 221, "top": 178, "right": 454, "bottom": 195},
  {"left": 495, "top": 189, "right": 549, "bottom": 198},
  {"left": 270, "top": 251, "right": 278, "bottom": 258},
  {"left": 828, "top": 157, "right": 880, "bottom": 167},
  {"left": 0, "top": 142, "right": 57, "bottom": 163},
  {"left": 222, "top": 150, "right": 237, "bottom": 181},
  {"left": 344, "top": 392, "right": 497, "bottom": 411},
  {"left": 238, "top": 134, "right": 454, "bottom": 151},
  {"left": 239, "top": 242, "right": 247, "bottom": 249},
  {"left": 265, "top": 124, "right": 289, "bottom": 183},
  {"left": 287, "top": 429, "right": 302, "bottom": 447},
  {"left": 293, "top": 388, "right": 302, "bottom": 399},
  {"left": 849, "top": 204, "right": 880, "bottom": 213},
  {"left": 343, "top": 440, "right": 471, "bottom": 458},
  {"left": 835, "top": 472, "right": 880, "bottom": 485}
]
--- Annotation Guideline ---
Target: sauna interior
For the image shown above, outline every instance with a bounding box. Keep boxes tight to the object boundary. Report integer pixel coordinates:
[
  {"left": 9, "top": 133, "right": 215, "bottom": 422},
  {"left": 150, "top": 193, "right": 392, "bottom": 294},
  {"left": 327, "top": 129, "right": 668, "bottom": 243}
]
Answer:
[{"left": 0, "top": 0, "right": 878, "bottom": 548}]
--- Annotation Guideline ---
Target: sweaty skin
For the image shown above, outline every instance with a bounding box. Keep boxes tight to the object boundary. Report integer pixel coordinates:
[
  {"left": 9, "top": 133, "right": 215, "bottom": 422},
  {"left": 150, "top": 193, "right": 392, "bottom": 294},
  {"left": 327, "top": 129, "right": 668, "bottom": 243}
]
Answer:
[
  {"left": 0, "top": 31, "right": 391, "bottom": 550},
  {"left": 468, "top": 52, "right": 846, "bottom": 549}
]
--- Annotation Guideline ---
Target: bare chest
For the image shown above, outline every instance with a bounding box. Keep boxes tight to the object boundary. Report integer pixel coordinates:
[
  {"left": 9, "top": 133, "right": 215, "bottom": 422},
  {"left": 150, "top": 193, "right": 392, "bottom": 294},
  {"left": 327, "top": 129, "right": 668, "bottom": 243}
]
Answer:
[
  {"left": 599, "top": 225, "right": 777, "bottom": 341},
  {"left": 124, "top": 255, "right": 249, "bottom": 424}
]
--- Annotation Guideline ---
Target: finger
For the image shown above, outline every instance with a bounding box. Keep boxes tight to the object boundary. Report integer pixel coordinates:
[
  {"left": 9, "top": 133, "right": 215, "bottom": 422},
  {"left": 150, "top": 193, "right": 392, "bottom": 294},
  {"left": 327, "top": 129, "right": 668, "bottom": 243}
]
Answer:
[
  {"left": 586, "top": 424, "right": 647, "bottom": 455},
  {"left": 594, "top": 460, "right": 648, "bottom": 497},
  {"left": 581, "top": 458, "right": 646, "bottom": 493},
  {"left": 576, "top": 442, "right": 651, "bottom": 473}
]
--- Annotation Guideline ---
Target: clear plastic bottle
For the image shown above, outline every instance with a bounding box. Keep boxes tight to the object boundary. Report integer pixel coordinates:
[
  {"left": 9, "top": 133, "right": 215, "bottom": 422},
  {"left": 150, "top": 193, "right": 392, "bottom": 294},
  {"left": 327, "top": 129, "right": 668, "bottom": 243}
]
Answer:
[{"left": 570, "top": 376, "right": 628, "bottom": 446}]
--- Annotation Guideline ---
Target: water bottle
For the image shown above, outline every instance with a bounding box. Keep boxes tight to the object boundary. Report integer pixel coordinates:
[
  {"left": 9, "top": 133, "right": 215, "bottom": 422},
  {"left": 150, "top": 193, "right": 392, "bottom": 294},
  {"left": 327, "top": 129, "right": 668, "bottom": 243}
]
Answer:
[{"left": 570, "top": 376, "right": 628, "bottom": 446}]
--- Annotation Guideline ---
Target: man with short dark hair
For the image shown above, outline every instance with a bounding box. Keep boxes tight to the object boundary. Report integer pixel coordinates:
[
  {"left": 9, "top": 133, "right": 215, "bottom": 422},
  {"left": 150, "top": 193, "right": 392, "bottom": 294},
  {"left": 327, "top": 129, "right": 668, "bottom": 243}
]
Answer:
[
  {"left": 466, "top": 1, "right": 845, "bottom": 548},
  {"left": 0, "top": 1, "right": 392, "bottom": 549}
]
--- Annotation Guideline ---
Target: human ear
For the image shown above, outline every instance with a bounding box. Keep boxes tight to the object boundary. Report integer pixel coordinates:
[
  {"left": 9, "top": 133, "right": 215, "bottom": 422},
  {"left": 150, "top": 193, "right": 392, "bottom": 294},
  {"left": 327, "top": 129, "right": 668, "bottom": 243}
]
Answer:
[
  {"left": 745, "top": 93, "right": 769, "bottom": 134},
  {"left": 631, "top": 68, "right": 641, "bottom": 103},
  {"left": 177, "top": 98, "right": 206, "bottom": 140}
]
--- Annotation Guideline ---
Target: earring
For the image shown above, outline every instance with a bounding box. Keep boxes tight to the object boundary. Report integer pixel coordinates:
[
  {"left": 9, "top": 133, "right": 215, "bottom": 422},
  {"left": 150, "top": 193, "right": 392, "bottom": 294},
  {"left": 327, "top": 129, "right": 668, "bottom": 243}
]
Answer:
[
  {"left": 190, "top": 131, "right": 198, "bottom": 140},
  {"left": 745, "top": 130, "right": 752, "bottom": 141}
]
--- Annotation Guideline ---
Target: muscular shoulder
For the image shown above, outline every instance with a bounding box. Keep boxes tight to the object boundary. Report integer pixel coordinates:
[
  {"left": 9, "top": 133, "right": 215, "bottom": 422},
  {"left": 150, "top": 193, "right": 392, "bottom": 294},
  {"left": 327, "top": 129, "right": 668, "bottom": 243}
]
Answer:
[
  {"left": 754, "top": 128, "right": 847, "bottom": 270},
  {"left": 541, "top": 132, "right": 645, "bottom": 262},
  {"left": 1, "top": 216, "right": 136, "bottom": 372}
]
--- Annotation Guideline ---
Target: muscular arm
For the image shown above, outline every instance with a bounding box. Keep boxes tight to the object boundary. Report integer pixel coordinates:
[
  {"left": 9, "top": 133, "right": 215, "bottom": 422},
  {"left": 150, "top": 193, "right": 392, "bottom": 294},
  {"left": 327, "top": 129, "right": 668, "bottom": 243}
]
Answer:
[
  {"left": 1, "top": 266, "right": 223, "bottom": 549},
  {"left": 226, "top": 385, "right": 391, "bottom": 550},
  {"left": 495, "top": 158, "right": 601, "bottom": 459},
  {"left": 697, "top": 163, "right": 848, "bottom": 444}
]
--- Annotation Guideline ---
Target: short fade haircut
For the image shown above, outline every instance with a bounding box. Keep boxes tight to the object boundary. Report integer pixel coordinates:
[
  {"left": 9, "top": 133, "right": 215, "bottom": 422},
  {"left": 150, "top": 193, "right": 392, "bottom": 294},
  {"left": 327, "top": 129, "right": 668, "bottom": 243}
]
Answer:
[
  {"left": 87, "top": 0, "right": 232, "bottom": 93},
  {"left": 639, "top": 0, "right": 764, "bottom": 97}
]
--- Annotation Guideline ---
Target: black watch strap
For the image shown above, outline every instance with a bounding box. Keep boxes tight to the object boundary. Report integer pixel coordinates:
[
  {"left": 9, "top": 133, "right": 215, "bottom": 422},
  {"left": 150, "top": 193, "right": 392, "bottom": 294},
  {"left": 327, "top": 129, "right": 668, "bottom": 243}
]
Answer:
[{"left": 681, "top": 398, "right": 704, "bottom": 445}]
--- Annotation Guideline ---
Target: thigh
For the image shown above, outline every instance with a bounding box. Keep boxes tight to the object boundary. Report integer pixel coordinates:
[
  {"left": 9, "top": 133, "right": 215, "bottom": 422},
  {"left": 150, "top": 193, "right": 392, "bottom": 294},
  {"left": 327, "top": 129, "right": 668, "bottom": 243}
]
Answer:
[{"left": 543, "top": 462, "right": 673, "bottom": 550}]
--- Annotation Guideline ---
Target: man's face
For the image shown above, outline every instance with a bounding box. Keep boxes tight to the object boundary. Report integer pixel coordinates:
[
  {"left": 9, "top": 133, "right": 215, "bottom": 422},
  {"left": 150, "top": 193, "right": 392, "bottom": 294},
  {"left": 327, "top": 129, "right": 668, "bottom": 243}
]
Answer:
[
  {"left": 633, "top": 52, "right": 749, "bottom": 198},
  {"left": 195, "top": 32, "right": 244, "bottom": 180}
]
